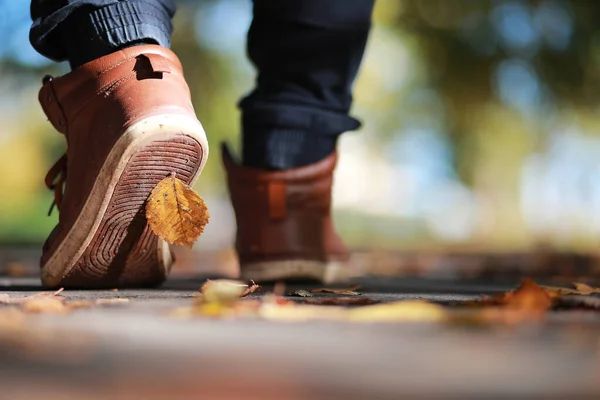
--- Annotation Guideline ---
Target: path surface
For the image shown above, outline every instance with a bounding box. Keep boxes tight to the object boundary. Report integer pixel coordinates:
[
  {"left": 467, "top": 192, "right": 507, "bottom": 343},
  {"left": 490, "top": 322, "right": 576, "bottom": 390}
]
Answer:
[{"left": 1, "top": 276, "right": 599, "bottom": 399}]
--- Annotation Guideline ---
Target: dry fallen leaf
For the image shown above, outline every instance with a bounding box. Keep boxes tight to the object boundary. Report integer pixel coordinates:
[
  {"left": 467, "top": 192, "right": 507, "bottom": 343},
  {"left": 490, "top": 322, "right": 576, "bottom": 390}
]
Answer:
[
  {"left": 200, "top": 279, "right": 248, "bottom": 304},
  {"left": 65, "top": 300, "right": 95, "bottom": 309},
  {"left": 146, "top": 174, "right": 210, "bottom": 248},
  {"left": 311, "top": 286, "right": 361, "bottom": 296},
  {"left": 240, "top": 280, "right": 261, "bottom": 297},
  {"left": 171, "top": 280, "right": 263, "bottom": 319},
  {"left": 21, "top": 297, "right": 69, "bottom": 314},
  {"left": 0, "top": 288, "right": 65, "bottom": 305},
  {"left": 347, "top": 301, "right": 446, "bottom": 322},
  {"left": 259, "top": 299, "right": 446, "bottom": 323},
  {"left": 301, "top": 297, "right": 378, "bottom": 306},
  {"left": 288, "top": 290, "right": 314, "bottom": 298},
  {"left": 539, "top": 285, "right": 579, "bottom": 298},
  {"left": 572, "top": 282, "right": 600, "bottom": 295},
  {"left": 95, "top": 298, "right": 130, "bottom": 305},
  {"left": 259, "top": 302, "right": 346, "bottom": 322},
  {"left": 0, "top": 288, "right": 130, "bottom": 314},
  {"left": 171, "top": 280, "right": 265, "bottom": 319},
  {"left": 527, "top": 282, "right": 600, "bottom": 299},
  {"left": 502, "top": 278, "right": 552, "bottom": 312},
  {"left": 470, "top": 279, "right": 553, "bottom": 324}
]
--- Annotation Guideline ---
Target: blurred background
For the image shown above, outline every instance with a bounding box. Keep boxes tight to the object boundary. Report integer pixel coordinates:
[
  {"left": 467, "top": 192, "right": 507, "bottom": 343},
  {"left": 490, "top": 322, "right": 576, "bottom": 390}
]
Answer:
[{"left": 2, "top": 0, "right": 600, "bottom": 263}]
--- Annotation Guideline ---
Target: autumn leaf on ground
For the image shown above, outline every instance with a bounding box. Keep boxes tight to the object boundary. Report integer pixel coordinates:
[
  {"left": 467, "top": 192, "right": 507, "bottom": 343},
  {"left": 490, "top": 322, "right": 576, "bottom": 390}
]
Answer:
[
  {"left": 311, "top": 285, "right": 361, "bottom": 296},
  {"left": 146, "top": 174, "right": 210, "bottom": 248},
  {"left": 64, "top": 300, "right": 95, "bottom": 309},
  {"left": 170, "top": 280, "right": 261, "bottom": 319},
  {"left": 94, "top": 298, "right": 130, "bottom": 305},
  {"left": 240, "top": 280, "right": 261, "bottom": 297},
  {"left": 502, "top": 278, "right": 552, "bottom": 312},
  {"left": 59, "top": 298, "right": 130, "bottom": 310},
  {"left": 528, "top": 282, "right": 599, "bottom": 299},
  {"left": 471, "top": 278, "right": 553, "bottom": 324},
  {"left": 0, "top": 288, "right": 65, "bottom": 305},
  {"left": 0, "top": 288, "right": 68, "bottom": 314},
  {"left": 538, "top": 285, "right": 579, "bottom": 298},
  {"left": 301, "top": 297, "right": 378, "bottom": 306},
  {"left": 347, "top": 301, "right": 446, "bottom": 322},
  {"left": 259, "top": 299, "right": 446, "bottom": 323},
  {"left": 0, "top": 288, "right": 129, "bottom": 314},
  {"left": 200, "top": 279, "right": 248, "bottom": 304},
  {"left": 288, "top": 290, "right": 314, "bottom": 298},
  {"left": 22, "top": 297, "right": 68, "bottom": 314},
  {"left": 259, "top": 302, "right": 346, "bottom": 322},
  {"left": 572, "top": 282, "right": 600, "bottom": 295}
]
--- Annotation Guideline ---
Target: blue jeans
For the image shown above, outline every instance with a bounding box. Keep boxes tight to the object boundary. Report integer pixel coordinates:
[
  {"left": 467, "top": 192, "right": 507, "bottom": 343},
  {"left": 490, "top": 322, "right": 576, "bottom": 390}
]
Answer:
[{"left": 30, "top": 0, "right": 374, "bottom": 169}]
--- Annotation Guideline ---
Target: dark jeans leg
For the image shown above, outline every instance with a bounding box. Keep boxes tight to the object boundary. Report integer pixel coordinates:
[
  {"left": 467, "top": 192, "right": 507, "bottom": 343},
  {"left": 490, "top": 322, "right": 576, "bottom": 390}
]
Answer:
[
  {"left": 30, "top": 0, "right": 176, "bottom": 68},
  {"left": 241, "top": 0, "right": 374, "bottom": 170}
]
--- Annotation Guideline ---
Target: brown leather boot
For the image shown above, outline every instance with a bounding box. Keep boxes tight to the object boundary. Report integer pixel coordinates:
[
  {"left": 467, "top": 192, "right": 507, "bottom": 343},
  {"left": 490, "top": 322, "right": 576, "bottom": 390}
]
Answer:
[
  {"left": 222, "top": 144, "right": 349, "bottom": 282},
  {"left": 39, "top": 45, "right": 208, "bottom": 288}
]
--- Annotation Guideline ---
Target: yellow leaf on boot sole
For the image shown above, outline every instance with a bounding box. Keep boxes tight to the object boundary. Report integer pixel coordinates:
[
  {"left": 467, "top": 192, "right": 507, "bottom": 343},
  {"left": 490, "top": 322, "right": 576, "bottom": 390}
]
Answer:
[{"left": 146, "top": 175, "right": 210, "bottom": 248}]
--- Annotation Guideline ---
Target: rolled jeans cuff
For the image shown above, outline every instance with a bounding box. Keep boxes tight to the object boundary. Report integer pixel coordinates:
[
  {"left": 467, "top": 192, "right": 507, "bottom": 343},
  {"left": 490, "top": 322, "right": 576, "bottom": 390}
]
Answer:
[{"left": 31, "top": 1, "right": 174, "bottom": 61}]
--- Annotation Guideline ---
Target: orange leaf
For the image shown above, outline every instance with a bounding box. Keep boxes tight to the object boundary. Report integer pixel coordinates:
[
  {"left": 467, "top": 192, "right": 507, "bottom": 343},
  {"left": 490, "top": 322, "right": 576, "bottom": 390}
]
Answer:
[
  {"left": 146, "top": 175, "right": 210, "bottom": 248},
  {"left": 502, "top": 278, "right": 552, "bottom": 314},
  {"left": 240, "top": 281, "right": 261, "bottom": 297}
]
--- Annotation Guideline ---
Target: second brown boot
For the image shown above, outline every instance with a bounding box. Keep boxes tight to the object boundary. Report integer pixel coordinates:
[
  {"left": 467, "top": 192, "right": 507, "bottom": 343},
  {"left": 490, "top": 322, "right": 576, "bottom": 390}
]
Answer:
[{"left": 222, "top": 144, "right": 349, "bottom": 283}]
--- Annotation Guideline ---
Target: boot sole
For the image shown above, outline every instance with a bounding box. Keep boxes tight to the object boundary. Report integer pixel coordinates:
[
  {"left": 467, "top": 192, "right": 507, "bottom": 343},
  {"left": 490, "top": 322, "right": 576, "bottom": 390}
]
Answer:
[
  {"left": 240, "top": 259, "right": 349, "bottom": 284},
  {"left": 41, "top": 114, "right": 208, "bottom": 288}
]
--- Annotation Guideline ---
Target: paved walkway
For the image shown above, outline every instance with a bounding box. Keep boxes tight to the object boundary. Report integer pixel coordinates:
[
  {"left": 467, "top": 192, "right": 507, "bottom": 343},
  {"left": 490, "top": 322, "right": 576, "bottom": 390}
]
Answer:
[{"left": 0, "top": 276, "right": 599, "bottom": 399}]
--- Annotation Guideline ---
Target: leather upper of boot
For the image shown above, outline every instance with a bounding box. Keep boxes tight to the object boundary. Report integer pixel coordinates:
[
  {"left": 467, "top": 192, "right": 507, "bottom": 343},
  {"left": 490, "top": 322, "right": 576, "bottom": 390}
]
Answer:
[
  {"left": 222, "top": 144, "right": 349, "bottom": 265},
  {"left": 40, "top": 45, "right": 196, "bottom": 266}
]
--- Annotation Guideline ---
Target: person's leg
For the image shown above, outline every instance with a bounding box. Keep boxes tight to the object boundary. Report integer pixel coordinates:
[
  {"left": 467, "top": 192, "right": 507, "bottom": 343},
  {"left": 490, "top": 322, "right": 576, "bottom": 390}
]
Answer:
[
  {"left": 30, "top": 0, "right": 175, "bottom": 68},
  {"left": 224, "top": 0, "right": 374, "bottom": 282},
  {"left": 240, "top": 0, "right": 374, "bottom": 170},
  {"left": 31, "top": 0, "right": 209, "bottom": 288}
]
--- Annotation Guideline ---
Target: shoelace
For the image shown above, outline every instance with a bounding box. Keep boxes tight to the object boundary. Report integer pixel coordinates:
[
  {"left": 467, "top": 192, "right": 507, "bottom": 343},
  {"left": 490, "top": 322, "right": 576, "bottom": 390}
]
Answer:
[
  {"left": 45, "top": 153, "right": 67, "bottom": 216},
  {"left": 41, "top": 74, "right": 68, "bottom": 217}
]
